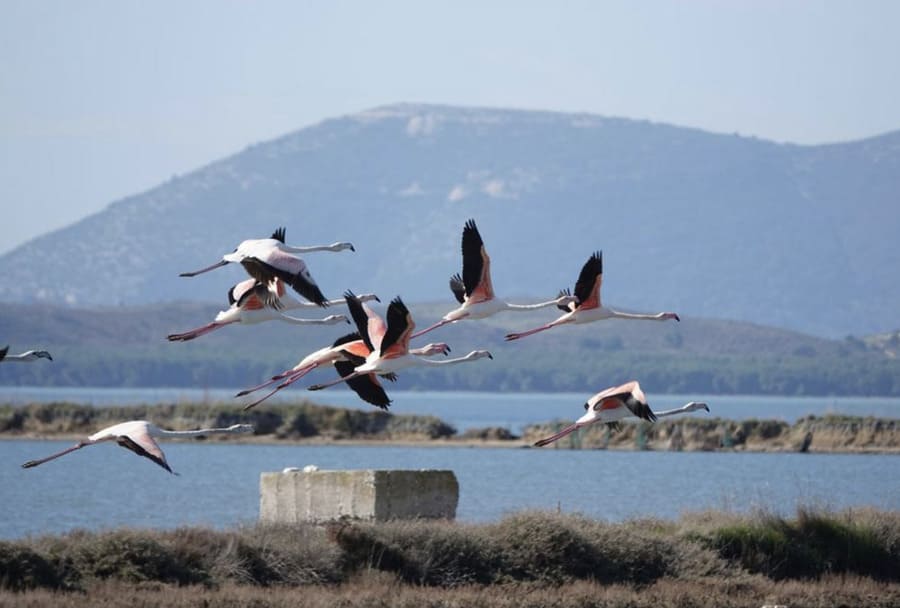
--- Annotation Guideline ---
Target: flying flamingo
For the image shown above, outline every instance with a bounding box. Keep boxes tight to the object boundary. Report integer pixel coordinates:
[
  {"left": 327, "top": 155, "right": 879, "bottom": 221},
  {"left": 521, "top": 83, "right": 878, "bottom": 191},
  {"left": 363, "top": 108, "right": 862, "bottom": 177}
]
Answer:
[
  {"left": 21, "top": 420, "right": 254, "bottom": 474},
  {"left": 238, "top": 292, "right": 451, "bottom": 409},
  {"left": 179, "top": 227, "right": 354, "bottom": 307},
  {"left": 533, "top": 380, "right": 709, "bottom": 447},
  {"left": 411, "top": 219, "right": 577, "bottom": 338},
  {"left": 307, "top": 294, "right": 493, "bottom": 394},
  {"left": 0, "top": 346, "right": 52, "bottom": 362},
  {"left": 166, "top": 278, "right": 379, "bottom": 342},
  {"left": 505, "top": 251, "right": 679, "bottom": 341}
]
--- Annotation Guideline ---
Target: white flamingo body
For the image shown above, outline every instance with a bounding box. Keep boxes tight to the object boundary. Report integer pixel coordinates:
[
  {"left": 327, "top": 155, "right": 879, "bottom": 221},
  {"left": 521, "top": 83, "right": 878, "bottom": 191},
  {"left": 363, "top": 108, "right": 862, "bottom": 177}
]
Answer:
[
  {"left": 167, "top": 279, "right": 379, "bottom": 342},
  {"left": 533, "top": 380, "right": 709, "bottom": 447},
  {"left": 21, "top": 420, "right": 254, "bottom": 474},
  {"left": 412, "top": 220, "right": 575, "bottom": 338},
  {"left": 307, "top": 293, "right": 493, "bottom": 394},
  {"left": 0, "top": 346, "right": 52, "bottom": 362},
  {"left": 179, "top": 227, "right": 354, "bottom": 307},
  {"left": 505, "top": 251, "right": 679, "bottom": 341}
]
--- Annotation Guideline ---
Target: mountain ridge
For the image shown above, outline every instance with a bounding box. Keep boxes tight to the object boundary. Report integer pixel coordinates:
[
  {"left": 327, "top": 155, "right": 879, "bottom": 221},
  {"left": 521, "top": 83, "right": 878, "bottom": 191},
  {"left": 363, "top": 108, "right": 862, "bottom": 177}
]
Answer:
[{"left": 1, "top": 103, "right": 898, "bottom": 337}]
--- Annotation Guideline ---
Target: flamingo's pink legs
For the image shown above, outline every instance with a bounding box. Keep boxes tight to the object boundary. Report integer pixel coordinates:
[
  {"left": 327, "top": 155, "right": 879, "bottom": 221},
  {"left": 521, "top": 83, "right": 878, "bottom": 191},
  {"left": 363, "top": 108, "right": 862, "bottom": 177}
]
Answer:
[
  {"left": 410, "top": 318, "right": 453, "bottom": 339},
  {"left": 504, "top": 324, "right": 554, "bottom": 341},
  {"left": 533, "top": 423, "right": 581, "bottom": 447},
  {"left": 179, "top": 259, "right": 229, "bottom": 277},
  {"left": 167, "top": 321, "right": 236, "bottom": 342},
  {"left": 241, "top": 364, "right": 318, "bottom": 410}
]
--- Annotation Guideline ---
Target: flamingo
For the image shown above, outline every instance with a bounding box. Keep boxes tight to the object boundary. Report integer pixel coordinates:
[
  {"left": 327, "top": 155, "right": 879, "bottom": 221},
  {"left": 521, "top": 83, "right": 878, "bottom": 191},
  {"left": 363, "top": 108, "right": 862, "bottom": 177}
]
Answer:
[
  {"left": 20, "top": 420, "right": 254, "bottom": 474},
  {"left": 0, "top": 346, "right": 52, "bottom": 362},
  {"left": 166, "top": 278, "right": 378, "bottom": 342},
  {"left": 238, "top": 292, "right": 452, "bottom": 410},
  {"left": 307, "top": 294, "right": 493, "bottom": 394},
  {"left": 505, "top": 251, "right": 679, "bottom": 341},
  {"left": 533, "top": 380, "right": 709, "bottom": 447},
  {"left": 179, "top": 227, "right": 354, "bottom": 307},
  {"left": 411, "top": 219, "right": 577, "bottom": 338}
]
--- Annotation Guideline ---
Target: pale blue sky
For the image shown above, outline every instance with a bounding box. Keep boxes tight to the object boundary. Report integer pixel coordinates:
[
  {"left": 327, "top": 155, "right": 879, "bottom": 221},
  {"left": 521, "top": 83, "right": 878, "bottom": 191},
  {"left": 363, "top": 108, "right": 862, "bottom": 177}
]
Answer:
[{"left": 2, "top": 0, "right": 899, "bottom": 254}]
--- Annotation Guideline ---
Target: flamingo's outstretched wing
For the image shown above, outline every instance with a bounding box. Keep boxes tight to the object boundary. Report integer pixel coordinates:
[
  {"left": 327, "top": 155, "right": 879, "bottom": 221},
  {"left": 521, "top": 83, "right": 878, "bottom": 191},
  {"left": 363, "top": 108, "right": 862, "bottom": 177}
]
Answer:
[
  {"left": 235, "top": 280, "right": 282, "bottom": 311},
  {"left": 380, "top": 297, "right": 414, "bottom": 358},
  {"left": 461, "top": 219, "right": 494, "bottom": 302},
  {"left": 241, "top": 252, "right": 327, "bottom": 307},
  {"left": 116, "top": 428, "right": 175, "bottom": 474},
  {"left": 556, "top": 288, "right": 575, "bottom": 312},
  {"left": 449, "top": 274, "right": 466, "bottom": 304},
  {"left": 334, "top": 359, "right": 392, "bottom": 410},
  {"left": 573, "top": 251, "right": 603, "bottom": 309}
]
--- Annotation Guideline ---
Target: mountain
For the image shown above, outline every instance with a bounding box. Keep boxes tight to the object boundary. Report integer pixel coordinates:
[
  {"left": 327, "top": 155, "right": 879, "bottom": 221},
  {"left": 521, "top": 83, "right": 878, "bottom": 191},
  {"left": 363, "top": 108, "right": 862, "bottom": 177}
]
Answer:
[{"left": 1, "top": 103, "right": 898, "bottom": 337}]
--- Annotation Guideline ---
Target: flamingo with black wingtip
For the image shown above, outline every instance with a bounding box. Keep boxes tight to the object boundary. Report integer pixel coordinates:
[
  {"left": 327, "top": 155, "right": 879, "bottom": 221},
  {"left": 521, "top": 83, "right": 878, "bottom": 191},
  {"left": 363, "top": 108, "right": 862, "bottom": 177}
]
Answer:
[
  {"left": 166, "top": 278, "right": 379, "bottom": 342},
  {"left": 237, "top": 292, "right": 451, "bottom": 410},
  {"left": 411, "top": 219, "right": 576, "bottom": 338},
  {"left": 307, "top": 293, "right": 493, "bottom": 394},
  {"left": 533, "top": 380, "right": 709, "bottom": 447},
  {"left": 179, "top": 227, "right": 354, "bottom": 307},
  {"left": 505, "top": 251, "right": 679, "bottom": 341}
]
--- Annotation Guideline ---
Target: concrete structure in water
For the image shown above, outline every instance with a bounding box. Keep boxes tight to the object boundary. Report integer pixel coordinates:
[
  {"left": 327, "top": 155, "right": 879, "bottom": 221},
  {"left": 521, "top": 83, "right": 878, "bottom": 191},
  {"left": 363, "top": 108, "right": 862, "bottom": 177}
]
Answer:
[{"left": 259, "top": 469, "right": 459, "bottom": 523}]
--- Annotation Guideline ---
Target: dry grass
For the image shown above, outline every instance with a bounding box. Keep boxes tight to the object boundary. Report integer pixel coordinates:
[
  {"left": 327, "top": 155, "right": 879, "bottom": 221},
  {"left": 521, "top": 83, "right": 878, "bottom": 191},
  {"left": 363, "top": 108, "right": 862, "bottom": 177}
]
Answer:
[
  {"left": 2, "top": 576, "right": 899, "bottom": 608},
  {"left": 2, "top": 508, "right": 899, "bottom": 606}
]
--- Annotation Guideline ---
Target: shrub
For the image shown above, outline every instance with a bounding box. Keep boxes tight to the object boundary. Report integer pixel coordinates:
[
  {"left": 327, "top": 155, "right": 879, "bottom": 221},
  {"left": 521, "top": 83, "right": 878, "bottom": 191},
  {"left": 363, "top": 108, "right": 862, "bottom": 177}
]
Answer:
[{"left": 0, "top": 542, "right": 64, "bottom": 591}]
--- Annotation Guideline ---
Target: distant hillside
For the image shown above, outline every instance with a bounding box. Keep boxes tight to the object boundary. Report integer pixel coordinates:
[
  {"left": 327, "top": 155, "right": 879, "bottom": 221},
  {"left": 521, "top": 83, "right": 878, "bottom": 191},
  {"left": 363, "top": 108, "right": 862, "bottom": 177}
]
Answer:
[
  {"left": 1, "top": 103, "right": 898, "bottom": 337},
  {"left": 0, "top": 302, "right": 897, "bottom": 396}
]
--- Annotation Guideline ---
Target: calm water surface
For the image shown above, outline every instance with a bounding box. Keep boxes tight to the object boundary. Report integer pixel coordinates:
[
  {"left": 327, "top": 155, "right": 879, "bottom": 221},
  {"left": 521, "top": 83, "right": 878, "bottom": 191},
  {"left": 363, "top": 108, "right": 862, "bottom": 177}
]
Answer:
[
  {"left": 3, "top": 388, "right": 898, "bottom": 540},
  {"left": 4, "top": 440, "right": 899, "bottom": 540}
]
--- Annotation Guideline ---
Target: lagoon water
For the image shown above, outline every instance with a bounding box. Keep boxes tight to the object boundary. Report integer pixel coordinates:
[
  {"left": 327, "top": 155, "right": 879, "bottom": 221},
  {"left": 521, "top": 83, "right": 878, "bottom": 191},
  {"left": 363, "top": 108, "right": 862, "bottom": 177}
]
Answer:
[{"left": 3, "top": 388, "right": 899, "bottom": 540}]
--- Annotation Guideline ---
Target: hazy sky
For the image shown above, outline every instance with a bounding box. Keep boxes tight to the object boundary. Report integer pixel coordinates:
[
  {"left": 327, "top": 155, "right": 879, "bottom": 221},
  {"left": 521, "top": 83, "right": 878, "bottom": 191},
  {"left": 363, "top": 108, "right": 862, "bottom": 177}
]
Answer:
[{"left": 2, "top": 1, "right": 899, "bottom": 254}]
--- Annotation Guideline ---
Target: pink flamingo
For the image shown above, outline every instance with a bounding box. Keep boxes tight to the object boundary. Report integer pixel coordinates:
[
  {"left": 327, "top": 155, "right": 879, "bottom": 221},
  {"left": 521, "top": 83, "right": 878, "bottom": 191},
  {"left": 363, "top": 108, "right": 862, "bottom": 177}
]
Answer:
[
  {"left": 238, "top": 292, "right": 451, "bottom": 410},
  {"left": 21, "top": 420, "right": 254, "bottom": 474},
  {"left": 179, "top": 227, "right": 354, "bottom": 306},
  {"left": 411, "top": 219, "right": 576, "bottom": 338},
  {"left": 307, "top": 294, "right": 492, "bottom": 394},
  {"left": 505, "top": 251, "right": 679, "bottom": 341},
  {"left": 533, "top": 380, "right": 709, "bottom": 447},
  {"left": 167, "top": 278, "right": 378, "bottom": 342}
]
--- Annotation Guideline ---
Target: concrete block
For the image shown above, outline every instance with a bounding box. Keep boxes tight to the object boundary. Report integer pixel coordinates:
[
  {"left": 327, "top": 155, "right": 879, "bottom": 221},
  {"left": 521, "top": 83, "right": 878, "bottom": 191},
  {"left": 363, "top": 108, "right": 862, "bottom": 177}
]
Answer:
[{"left": 260, "top": 469, "right": 459, "bottom": 523}]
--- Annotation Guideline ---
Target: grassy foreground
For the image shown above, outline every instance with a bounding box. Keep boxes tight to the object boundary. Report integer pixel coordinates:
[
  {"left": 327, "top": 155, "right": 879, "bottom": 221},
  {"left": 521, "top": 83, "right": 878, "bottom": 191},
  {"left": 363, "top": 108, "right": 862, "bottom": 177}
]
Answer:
[
  {"left": 2, "top": 508, "right": 899, "bottom": 607},
  {"left": 2, "top": 400, "right": 899, "bottom": 453}
]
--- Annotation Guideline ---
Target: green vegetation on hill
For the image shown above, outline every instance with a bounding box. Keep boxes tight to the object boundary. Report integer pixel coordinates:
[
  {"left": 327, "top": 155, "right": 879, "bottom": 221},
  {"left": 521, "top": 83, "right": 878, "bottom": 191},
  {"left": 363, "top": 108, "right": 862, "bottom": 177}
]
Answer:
[{"left": 2, "top": 301, "right": 899, "bottom": 396}]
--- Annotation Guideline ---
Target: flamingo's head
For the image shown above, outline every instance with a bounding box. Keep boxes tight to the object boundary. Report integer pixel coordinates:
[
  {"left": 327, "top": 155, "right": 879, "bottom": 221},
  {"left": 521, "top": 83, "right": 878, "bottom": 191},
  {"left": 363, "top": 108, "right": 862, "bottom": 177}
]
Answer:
[
  {"left": 575, "top": 402, "right": 601, "bottom": 426},
  {"left": 685, "top": 401, "right": 709, "bottom": 413},
  {"left": 421, "top": 343, "right": 451, "bottom": 356},
  {"left": 24, "top": 350, "right": 53, "bottom": 361},
  {"left": 227, "top": 424, "right": 256, "bottom": 434},
  {"left": 468, "top": 350, "right": 493, "bottom": 361}
]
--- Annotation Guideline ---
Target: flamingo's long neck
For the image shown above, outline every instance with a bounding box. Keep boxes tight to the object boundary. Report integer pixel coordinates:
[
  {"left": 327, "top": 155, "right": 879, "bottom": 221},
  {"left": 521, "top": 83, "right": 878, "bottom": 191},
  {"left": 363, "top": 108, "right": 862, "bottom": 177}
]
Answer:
[
  {"left": 604, "top": 308, "right": 678, "bottom": 322},
  {"left": 153, "top": 427, "right": 242, "bottom": 438},
  {"left": 281, "top": 243, "right": 340, "bottom": 254},
  {"left": 504, "top": 299, "right": 564, "bottom": 311},
  {"left": 654, "top": 403, "right": 700, "bottom": 418},
  {"left": 416, "top": 352, "right": 485, "bottom": 366},
  {"left": 2, "top": 353, "right": 36, "bottom": 361}
]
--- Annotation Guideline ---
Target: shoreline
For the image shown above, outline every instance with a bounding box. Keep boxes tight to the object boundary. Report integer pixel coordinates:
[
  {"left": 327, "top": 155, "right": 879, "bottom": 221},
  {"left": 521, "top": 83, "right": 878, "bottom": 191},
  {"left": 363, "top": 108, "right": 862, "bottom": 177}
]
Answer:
[
  {"left": 4, "top": 431, "right": 899, "bottom": 455},
  {"left": 2, "top": 400, "right": 898, "bottom": 454}
]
